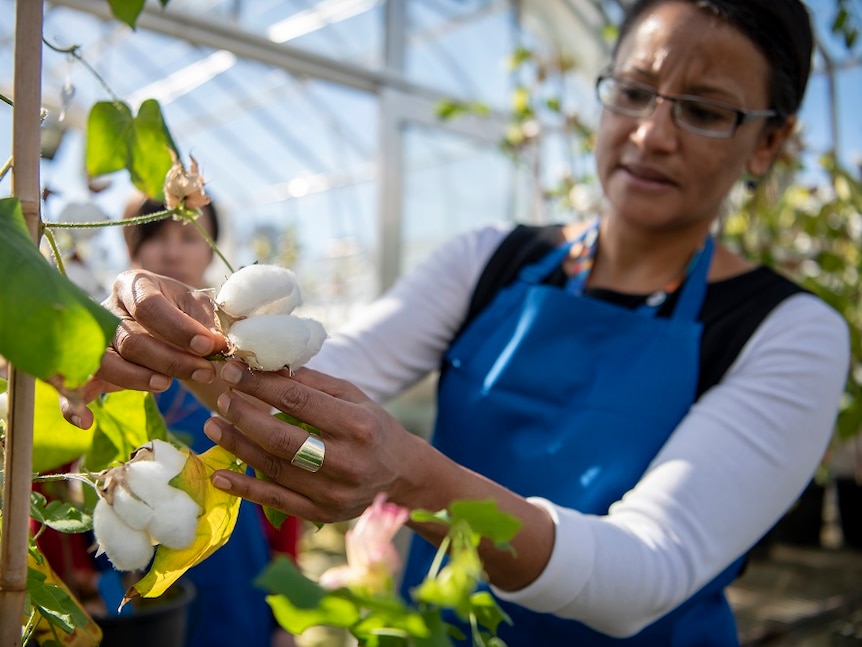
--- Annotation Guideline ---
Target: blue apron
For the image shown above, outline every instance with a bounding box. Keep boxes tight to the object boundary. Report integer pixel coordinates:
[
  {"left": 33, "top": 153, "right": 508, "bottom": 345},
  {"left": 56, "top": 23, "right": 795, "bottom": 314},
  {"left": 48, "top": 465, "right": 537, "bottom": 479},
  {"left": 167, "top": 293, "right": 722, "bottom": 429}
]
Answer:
[{"left": 402, "top": 224, "right": 744, "bottom": 645}]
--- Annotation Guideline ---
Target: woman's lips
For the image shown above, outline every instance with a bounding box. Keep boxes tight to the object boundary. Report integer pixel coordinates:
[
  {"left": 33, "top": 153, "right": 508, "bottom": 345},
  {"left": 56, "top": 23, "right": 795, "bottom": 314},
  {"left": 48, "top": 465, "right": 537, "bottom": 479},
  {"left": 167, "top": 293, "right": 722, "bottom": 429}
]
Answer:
[{"left": 620, "top": 163, "right": 677, "bottom": 189}]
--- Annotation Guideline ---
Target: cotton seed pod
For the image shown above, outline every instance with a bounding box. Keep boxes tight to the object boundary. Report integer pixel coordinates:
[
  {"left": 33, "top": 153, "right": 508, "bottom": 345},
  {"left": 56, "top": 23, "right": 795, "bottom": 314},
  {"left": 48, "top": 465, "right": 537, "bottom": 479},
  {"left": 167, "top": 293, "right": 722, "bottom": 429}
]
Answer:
[
  {"left": 123, "top": 460, "right": 176, "bottom": 507},
  {"left": 93, "top": 498, "right": 155, "bottom": 571},
  {"left": 111, "top": 483, "right": 155, "bottom": 531},
  {"left": 227, "top": 314, "right": 328, "bottom": 371},
  {"left": 216, "top": 264, "right": 302, "bottom": 319},
  {"left": 147, "top": 489, "right": 201, "bottom": 550}
]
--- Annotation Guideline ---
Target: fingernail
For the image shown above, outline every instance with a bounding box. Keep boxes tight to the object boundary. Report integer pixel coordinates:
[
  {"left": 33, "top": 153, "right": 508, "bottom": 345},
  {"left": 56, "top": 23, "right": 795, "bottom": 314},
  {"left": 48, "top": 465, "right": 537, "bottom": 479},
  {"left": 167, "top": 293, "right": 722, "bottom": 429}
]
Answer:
[
  {"left": 190, "top": 335, "right": 212, "bottom": 355},
  {"left": 221, "top": 362, "right": 242, "bottom": 385},
  {"left": 204, "top": 419, "right": 222, "bottom": 442},
  {"left": 217, "top": 391, "right": 232, "bottom": 414},
  {"left": 192, "top": 368, "right": 213, "bottom": 384},
  {"left": 149, "top": 374, "right": 171, "bottom": 390},
  {"left": 212, "top": 474, "right": 231, "bottom": 490},
  {"left": 70, "top": 415, "right": 83, "bottom": 429}
]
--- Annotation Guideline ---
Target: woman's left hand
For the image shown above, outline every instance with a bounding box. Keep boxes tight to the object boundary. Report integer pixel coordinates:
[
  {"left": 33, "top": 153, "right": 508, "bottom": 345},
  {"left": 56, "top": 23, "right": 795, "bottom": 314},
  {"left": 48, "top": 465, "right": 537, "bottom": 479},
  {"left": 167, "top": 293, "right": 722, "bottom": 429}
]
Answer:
[{"left": 203, "top": 360, "right": 433, "bottom": 522}]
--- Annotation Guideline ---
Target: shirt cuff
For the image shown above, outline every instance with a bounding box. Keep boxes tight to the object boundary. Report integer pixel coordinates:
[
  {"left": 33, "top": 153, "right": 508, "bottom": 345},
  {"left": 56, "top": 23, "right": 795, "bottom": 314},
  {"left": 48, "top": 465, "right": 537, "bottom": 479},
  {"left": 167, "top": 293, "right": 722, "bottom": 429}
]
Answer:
[{"left": 491, "top": 497, "right": 596, "bottom": 614}]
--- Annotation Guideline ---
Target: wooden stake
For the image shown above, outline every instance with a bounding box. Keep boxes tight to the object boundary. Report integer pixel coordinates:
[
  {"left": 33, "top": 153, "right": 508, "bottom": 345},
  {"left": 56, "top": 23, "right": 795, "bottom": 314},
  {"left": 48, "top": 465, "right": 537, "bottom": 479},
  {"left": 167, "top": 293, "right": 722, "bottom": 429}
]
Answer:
[{"left": 0, "top": 1, "right": 44, "bottom": 644}]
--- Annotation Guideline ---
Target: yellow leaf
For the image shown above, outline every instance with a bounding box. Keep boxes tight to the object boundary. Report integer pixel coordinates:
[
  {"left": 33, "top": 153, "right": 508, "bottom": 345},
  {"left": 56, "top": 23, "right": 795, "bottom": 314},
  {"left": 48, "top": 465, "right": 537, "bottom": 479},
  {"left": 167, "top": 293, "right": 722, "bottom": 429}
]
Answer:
[
  {"left": 33, "top": 379, "right": 95, "bottom": 473},
  {"left": 128, "top": 445, "right": 244, "bottom": 601}
]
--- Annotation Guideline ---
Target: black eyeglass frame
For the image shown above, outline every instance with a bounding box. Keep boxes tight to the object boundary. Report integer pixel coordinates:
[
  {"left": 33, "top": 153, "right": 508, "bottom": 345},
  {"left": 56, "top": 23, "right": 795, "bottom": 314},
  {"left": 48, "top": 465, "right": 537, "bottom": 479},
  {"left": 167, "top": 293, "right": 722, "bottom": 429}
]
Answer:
[{"left": 595, "top": 74, "right": 778, "bottom": 139}]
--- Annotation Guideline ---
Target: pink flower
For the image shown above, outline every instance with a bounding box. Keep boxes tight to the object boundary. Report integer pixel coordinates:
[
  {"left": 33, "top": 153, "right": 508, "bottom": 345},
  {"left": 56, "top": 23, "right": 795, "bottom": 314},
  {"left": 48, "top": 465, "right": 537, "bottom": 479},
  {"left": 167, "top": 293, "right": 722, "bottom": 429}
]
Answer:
[{"left": 319, "top": 493, "right": 409, "bottom": 596}]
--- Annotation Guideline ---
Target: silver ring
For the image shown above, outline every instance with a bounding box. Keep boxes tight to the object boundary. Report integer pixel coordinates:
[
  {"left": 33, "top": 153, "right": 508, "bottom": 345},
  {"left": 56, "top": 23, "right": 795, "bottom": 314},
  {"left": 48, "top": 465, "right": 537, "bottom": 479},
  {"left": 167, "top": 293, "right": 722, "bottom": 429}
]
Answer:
[{"left": 290, "top": 435, "right": 325, "bottom": 473}]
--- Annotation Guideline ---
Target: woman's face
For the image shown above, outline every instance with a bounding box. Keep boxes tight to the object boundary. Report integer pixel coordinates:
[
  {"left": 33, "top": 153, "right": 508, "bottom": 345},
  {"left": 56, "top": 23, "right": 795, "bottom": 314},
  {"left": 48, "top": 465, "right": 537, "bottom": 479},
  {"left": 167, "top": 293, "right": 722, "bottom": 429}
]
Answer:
[
  {"left": 595, "top": 1, "right": 788, "bottom": 235},
  {"left": 131, "top": 217, "right": 215, "bottom": 288}
]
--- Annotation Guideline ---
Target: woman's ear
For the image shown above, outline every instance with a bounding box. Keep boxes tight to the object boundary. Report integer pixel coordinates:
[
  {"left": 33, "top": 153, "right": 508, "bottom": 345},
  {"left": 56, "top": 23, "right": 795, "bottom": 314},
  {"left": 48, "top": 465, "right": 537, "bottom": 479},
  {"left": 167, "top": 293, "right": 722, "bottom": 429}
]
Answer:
[{"left": 746, "top": 116, "right": 797, "bottom": 178}]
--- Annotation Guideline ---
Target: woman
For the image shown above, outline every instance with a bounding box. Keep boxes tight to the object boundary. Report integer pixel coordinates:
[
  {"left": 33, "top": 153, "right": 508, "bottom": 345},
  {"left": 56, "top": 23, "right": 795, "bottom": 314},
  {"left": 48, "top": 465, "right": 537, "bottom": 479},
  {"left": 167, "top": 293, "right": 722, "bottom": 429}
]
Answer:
[
  {"left": 73, "top": 1, "right": 849, "bottom": 644},
  {"left": 123, "top": 197, "right": 298, "bottom": 647}
]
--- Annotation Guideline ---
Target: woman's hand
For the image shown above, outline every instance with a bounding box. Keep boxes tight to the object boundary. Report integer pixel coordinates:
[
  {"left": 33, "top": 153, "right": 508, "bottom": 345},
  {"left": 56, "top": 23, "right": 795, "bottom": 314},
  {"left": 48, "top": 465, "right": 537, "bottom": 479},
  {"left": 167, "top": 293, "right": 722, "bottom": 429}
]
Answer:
[
  {"left": 62, "top": 269, "right": 228, "bottom": 428},
  {"left": 202, "top": 361, "right": 433, "bottom": 523},
  {"left": 205, "top": 360, "right": 557, "bottom": 590}
]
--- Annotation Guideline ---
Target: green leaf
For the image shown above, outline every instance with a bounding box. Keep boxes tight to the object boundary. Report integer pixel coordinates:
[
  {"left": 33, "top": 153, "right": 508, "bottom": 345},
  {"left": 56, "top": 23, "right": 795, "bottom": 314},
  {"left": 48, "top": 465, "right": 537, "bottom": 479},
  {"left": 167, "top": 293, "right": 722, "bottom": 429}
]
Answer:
[
  {"left": 27, "top": 567, "right": 90, "bottom": 633},
  {"left": 469, "top": 591, "right": 512, "bottom": 635},
  {"left": 274, "top": 411, "right": 323, "bottom": 435},
  {"left": 30, "top": 493, "right": 93, "bottom": 534},
  {"left": 86, "top": 101, "right": 134, "bottom": 176},
  {"left": 259, "top": 557, "right": 362, "bottom": 633},
  {"left": 33, "top": 379, "right": 95, "bottom": 472},
  {"left": 84, "top": 391, "right": 167, "bottom": 471},
  {"left": 107, "top": 0, "right": 146, "bottom": 29},
  {"left": 0, "top": 198, "right": 118, "bottom": 390},
  {"left": 128, "top": 99, "right": 177, "bottom": 200},
  {"left": 449, "top": 500, "right": 522, "bottom": 547}
]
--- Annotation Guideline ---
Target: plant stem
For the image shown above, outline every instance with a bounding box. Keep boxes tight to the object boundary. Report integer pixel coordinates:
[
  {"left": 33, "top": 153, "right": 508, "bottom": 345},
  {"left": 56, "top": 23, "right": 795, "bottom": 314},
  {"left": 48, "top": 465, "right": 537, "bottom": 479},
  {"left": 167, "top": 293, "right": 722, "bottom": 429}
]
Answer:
[
  {"left": 427, "top": 535, "right": 451, "bottom": 580},
  {"left": 41, "top": 38, "right": 120, "bottom": 103},
  {"left": 190, "top": 216, "right": 234, "bottom": 273},
  {"left": 0, "top": 156, "right": 11, "bottom": 184},
  {"left": 45, "top": 210, "right": 172, "bottom": 229},
  {"left": 32, "top": 472, "right": 101, "bottom": 491},
  {"left": 42, "top": 228, "right": 67, "bottom": 277},
  {"left": 0, "top": 92, "right": 12, "bottom": 108}
]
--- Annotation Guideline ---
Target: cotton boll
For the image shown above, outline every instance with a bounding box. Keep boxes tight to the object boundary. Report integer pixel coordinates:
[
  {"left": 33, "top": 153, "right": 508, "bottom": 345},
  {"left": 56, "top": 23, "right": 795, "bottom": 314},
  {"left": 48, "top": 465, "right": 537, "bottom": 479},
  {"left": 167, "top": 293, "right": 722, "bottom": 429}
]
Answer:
[
  {"left": 111, "top": 483, "right": 154, "bottom": 531},
  {"left": 93, "top": 498, "right": 155, "bottom": 571},
  {"left": 216, "top": 264, "right": 302, "bottom": 318},
  {"left": 147, "top": 489, "right": 201, "bottom": 549},
  {"left": 123, "top": 460, "right": 176, "bottom": 507},
  {"left": 290, "top": 318, "right": 328, "bottom": 369},
  {"left": 148, "top": 439, "right": 189, "bottom": 479},
  {"left": 228, "top": 314, "right": 327, "bottom": 371}
]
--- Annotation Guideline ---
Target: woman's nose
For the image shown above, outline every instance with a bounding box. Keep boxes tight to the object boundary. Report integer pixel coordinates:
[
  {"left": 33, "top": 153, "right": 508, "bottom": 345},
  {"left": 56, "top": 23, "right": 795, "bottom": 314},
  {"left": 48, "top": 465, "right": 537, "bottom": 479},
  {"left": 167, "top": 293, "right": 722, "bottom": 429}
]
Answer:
[{"left": 631, "top": 99, "right": 679, "bottom": 152}]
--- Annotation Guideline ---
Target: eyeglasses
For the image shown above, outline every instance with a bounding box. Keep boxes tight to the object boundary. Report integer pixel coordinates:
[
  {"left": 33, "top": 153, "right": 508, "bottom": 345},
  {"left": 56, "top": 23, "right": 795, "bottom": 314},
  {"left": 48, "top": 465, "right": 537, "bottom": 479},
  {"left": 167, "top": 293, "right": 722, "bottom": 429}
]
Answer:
[{"left": 595, "top": 75, "right": 777, "bottom": 139}]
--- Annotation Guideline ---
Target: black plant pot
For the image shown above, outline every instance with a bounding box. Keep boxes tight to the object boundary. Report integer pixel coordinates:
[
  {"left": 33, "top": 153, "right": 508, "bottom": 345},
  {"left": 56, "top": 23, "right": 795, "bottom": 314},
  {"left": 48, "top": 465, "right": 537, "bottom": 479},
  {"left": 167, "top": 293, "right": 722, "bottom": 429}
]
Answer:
[{"left": 94, "top": 580, "right": 196, "bottom": 647}]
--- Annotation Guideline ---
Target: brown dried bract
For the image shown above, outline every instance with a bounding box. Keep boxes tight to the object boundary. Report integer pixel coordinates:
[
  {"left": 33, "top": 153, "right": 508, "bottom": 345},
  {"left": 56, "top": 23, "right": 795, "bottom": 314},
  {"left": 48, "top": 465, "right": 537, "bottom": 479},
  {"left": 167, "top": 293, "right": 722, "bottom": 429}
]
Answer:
[{"left": 164, "top": 149, "right": 211, "bottom": 211}]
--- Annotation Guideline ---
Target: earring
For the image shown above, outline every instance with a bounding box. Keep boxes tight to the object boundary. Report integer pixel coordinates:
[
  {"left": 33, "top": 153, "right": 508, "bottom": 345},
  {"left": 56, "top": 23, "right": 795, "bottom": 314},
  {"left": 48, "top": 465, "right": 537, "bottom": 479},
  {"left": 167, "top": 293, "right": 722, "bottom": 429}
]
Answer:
[{"left": 743, "top": 175, "right": 759, "bottom": 193}]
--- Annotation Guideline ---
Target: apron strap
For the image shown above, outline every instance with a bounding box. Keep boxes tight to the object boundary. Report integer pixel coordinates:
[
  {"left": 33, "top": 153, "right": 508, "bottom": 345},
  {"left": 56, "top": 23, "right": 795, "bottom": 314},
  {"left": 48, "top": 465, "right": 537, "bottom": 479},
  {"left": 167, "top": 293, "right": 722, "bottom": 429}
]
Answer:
[{"left": 668, "top": 236, "right": 714, "bottom": 322}]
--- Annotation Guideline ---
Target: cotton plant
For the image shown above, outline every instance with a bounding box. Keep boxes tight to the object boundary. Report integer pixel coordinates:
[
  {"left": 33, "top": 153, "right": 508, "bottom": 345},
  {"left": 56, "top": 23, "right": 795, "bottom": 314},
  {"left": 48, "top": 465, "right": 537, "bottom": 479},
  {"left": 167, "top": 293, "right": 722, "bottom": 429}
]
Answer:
[{"left": 258, "top": 496, "right": 523, "bottom": 647}]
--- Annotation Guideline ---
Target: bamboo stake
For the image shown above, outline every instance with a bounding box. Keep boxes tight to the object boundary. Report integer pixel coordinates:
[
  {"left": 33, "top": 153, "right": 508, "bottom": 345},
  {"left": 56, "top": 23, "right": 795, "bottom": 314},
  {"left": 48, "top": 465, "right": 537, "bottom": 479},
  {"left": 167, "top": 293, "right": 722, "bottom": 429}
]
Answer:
[{"left": 0, "top": 1, "right": 44, "bottom": 644}]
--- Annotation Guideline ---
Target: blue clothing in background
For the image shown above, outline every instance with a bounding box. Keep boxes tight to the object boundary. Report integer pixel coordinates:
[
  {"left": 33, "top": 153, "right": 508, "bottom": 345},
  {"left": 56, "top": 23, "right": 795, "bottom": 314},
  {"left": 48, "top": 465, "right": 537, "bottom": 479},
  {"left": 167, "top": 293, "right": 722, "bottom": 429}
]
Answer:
[{"left": 156, "top": 381, "right": 275, "bottom": 647}]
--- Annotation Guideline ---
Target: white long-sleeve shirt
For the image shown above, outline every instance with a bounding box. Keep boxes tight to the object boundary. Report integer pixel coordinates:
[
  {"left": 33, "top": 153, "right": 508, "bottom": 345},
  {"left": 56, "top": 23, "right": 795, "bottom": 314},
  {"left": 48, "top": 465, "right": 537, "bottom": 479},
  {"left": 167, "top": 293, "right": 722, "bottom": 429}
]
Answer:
[{"left": 308, "top": 224, "right": 850, "bottom": 636}]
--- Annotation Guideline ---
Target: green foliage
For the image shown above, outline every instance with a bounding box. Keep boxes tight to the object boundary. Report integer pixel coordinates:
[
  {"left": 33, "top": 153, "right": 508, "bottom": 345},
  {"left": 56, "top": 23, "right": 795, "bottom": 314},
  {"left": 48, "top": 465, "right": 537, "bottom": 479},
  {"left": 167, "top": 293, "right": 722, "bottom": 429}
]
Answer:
[
  {"left": 30, "top": 492, "right": 93, "bottom": 534},
  {"left": 721, "top": 153, "right": 862, "bottom": 441},
  {"left": 86, "top": 99, "right": 176, "bottom": 201},
  {"left": 83, "top": 390, "right": 169, "bottom": 471},
  {"left": 831, "top": 0, "right": 861, "bottom": 49},
  {"left": 26, "top": 567, "right": 91, "bottom": 633},
  {"left": 259, "top": 500, "right": 520, "bottom": 646},
  {"left": 0, "top": 197, "right": 118, "bottom": 391}
]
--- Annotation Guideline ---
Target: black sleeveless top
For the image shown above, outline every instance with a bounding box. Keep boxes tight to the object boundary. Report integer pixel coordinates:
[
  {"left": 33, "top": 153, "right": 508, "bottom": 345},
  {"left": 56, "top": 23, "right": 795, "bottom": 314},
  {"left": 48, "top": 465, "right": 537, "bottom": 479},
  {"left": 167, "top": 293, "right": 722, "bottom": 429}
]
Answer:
[{"left": 461, "top": 224, "right": 804, "bottom": 398}]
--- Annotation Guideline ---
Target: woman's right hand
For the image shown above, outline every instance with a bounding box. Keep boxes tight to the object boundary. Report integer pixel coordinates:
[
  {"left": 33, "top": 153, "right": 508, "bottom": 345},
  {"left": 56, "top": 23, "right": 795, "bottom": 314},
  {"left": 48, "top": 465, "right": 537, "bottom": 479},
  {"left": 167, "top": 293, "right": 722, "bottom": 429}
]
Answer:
[{"left": 61, "top": 269, "right": 228, "bottom": 428}]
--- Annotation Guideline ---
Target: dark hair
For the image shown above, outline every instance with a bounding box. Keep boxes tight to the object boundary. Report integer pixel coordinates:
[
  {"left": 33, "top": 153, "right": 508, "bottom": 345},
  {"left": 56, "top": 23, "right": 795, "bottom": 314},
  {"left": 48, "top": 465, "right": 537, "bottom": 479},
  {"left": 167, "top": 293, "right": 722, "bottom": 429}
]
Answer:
[
  {"left": 612, "top": 0, "right": 814, "bottom": 123},
  {"left": 123, "top": 197, "right": 220, "bottom": 259}
]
